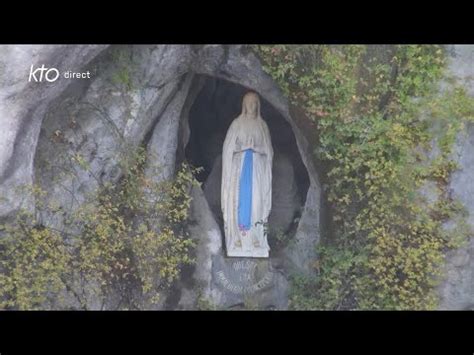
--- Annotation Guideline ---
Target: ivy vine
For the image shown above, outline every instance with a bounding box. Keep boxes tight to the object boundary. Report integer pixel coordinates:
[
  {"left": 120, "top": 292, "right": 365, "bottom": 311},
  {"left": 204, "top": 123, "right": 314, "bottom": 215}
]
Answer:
[{"left": 253, "top": 45, "right": 474, "bottom": 309}]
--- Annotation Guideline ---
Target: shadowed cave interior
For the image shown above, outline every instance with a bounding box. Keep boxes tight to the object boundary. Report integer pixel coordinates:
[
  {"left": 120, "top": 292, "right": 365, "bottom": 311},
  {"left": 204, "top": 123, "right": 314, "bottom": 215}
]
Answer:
[{"left": 184, "top": 75, "right": 310, "bottom": 250}]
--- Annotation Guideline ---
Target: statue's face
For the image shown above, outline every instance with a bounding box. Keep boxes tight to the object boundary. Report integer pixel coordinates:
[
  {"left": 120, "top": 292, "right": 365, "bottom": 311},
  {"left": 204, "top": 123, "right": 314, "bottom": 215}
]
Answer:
[{"left": 243, "top": 93, "right": 259, "bottom": 118}]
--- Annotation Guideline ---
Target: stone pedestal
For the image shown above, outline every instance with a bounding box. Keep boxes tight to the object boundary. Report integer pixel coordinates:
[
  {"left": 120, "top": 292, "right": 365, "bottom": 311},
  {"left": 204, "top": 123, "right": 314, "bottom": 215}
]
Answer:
[{"left": 209, "top": 255, "right": 288, "bottom": 309}]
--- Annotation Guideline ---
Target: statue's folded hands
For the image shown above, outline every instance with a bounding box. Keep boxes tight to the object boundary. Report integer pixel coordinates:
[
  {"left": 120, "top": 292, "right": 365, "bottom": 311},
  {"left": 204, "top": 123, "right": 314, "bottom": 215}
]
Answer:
[{"left": 234, "top": 145, "right": 266, "bottom": 155}]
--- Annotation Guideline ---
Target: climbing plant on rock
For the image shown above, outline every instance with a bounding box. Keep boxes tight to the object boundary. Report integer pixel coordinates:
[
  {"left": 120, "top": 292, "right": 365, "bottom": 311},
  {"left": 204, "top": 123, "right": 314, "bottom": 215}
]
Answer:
[
  {"left": 253, "top": 45, "right": 474, "bottom": 309},
  {"left": 0, "top": 147, "right": 198, "bottom": 310}
]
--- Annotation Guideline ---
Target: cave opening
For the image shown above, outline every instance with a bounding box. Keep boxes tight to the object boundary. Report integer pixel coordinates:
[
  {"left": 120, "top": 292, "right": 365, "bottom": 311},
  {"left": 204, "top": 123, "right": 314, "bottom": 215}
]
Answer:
[{"left": 184, "top": 75, "right": 310, "bottom": 250}]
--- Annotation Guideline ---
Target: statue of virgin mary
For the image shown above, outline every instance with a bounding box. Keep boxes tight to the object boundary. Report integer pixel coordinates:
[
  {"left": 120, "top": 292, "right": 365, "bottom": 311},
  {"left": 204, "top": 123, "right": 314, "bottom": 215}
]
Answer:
[{"left": 221, "top": 91, "right": 273, "bottom": 258}]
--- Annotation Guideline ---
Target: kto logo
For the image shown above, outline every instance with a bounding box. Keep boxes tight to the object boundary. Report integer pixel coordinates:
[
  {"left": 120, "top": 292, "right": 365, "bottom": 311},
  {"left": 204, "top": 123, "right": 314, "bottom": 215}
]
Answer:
[{"left": 28, "top": 64, "right": 60, "bottom": 82}]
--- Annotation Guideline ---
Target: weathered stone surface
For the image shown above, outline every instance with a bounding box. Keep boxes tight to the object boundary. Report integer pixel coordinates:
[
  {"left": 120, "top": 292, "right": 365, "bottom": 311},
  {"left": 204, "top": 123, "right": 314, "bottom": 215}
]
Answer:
[
  {"left": 34, "top": 45, "right": 192, "bottom": 230},
  {"left": 202, "top": 155, "right": 223, "bottom": 222},
  {"left": 438, "top": 123, "right": 474, "bottom": 309},
  {"left": 438, "top": 239, "right": 474, "bottom": 310},
  {"left": 281, "top": 184, "right": 320, "bottom": 273},
  {"left": 178, "top": 184, "right": 222, "bottom": 309},
  {"left": 0, "top": 45, "right": 106, "bottom": 218},
  {"left": 145, "top": 73, "right": 195, "bottom": 183},
  {"left": 444, "top": 45, "right": 474, "bottom": 96},
  {"left": 209, "top": 256, "right": 288, "bottom": 309},
  {"left": 437, "top": 45, "right": 474, "bottom": 310},
  {"left": 28, "top": 45, "right": 194, "bottom": 309},
  {"left": 268, "top": 153, "right": 302, "bottom": 235},
  {"left": 450, "top": 123, "right": 474, "bottom": 228}
]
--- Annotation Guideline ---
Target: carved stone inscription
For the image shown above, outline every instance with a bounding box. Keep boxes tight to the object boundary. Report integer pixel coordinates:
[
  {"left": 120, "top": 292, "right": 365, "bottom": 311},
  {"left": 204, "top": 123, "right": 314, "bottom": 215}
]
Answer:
[{"left": 213, "top": 258, "right": 274, "bottom": 295}]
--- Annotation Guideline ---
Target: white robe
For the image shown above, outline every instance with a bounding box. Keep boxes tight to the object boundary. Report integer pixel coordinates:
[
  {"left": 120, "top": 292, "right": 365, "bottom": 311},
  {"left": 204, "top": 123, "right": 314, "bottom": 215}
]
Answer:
[{"left": 221, "top": 114, "right": 273, "bottom": 258}]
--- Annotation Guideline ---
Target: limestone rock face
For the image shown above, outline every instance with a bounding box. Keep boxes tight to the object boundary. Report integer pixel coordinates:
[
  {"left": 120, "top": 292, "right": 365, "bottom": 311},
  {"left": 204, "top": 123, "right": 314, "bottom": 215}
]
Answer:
[
  {"left": 0, "top": 45, "right": 106, "bottom": 218},
  {"left": 437, "top": 45, "right": 474, "bottom": 310},
  {"left": 34, "top": 46, "right": 193, "bottom": 231},
  {"left": 268, "top": 153, "right": 302, "bottom": 235},
  {"left": 438, "top": 122, "right": 474, "bottom": 309},
  {"left": 202, "top": 155, "right": 224, "bottom": 235},
  {"left": 0, "top": 44, "right": 322, "bottom": 309}
]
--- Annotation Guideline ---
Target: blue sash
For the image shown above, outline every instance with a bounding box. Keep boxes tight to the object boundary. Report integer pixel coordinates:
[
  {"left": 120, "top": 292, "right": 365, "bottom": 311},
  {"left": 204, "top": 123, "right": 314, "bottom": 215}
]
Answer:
[{"left": 238, "top": 149, "right": 253, "bottom": 231}]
